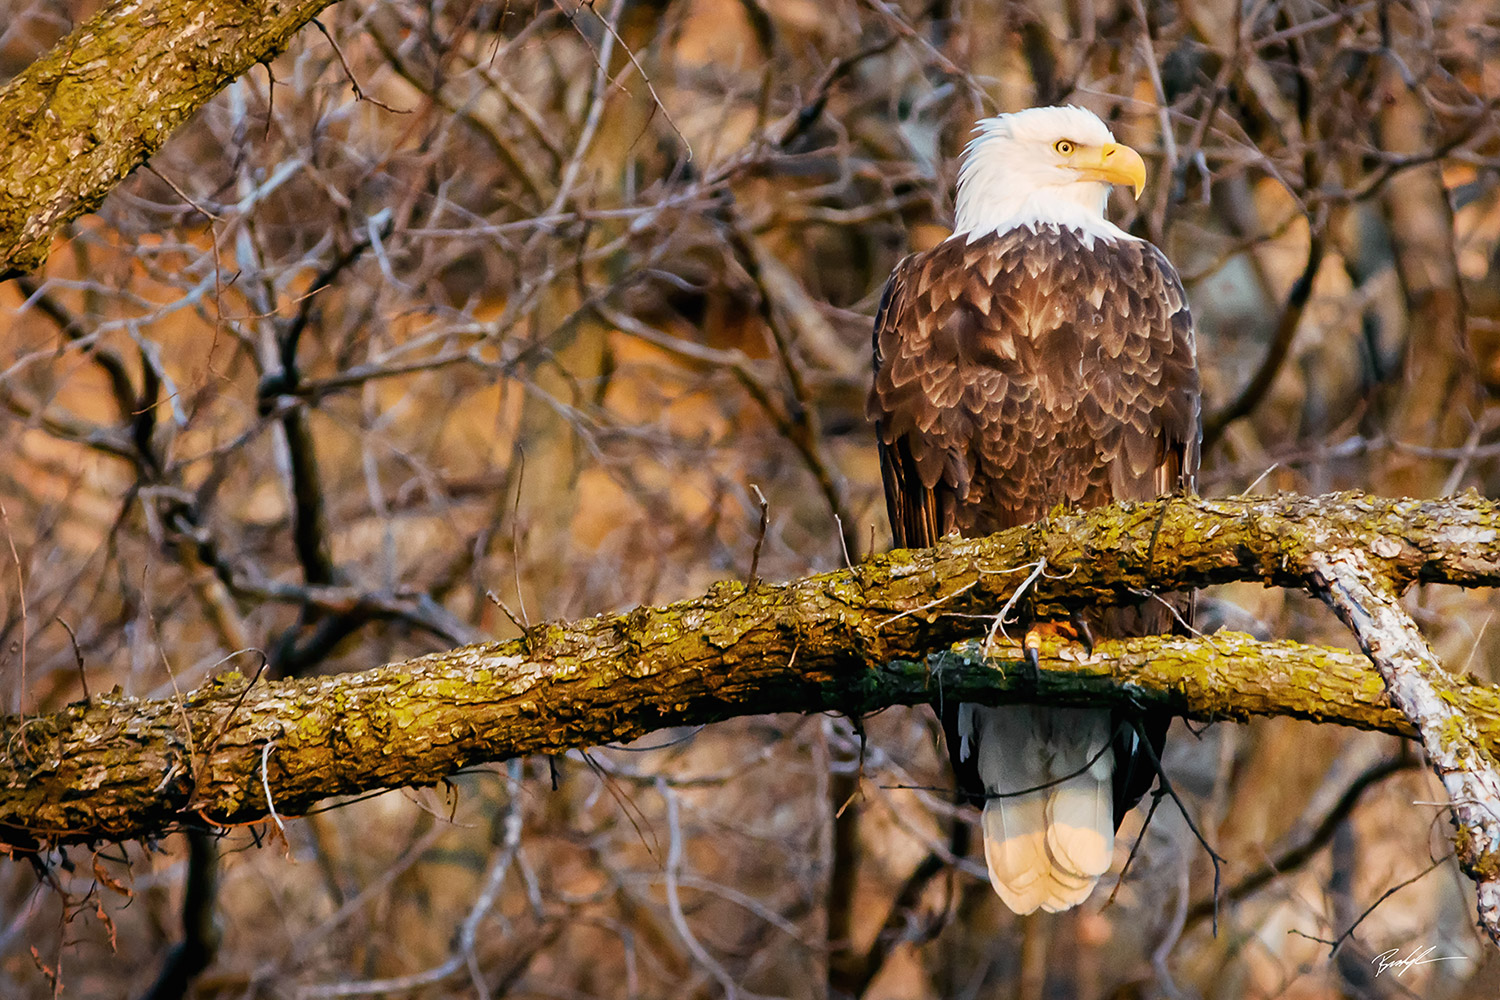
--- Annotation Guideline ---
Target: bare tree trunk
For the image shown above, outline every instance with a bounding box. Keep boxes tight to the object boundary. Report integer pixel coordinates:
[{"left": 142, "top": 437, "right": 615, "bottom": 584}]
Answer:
[{"left": 1372, "top": 9, "right": 1480, "bottom": 495}]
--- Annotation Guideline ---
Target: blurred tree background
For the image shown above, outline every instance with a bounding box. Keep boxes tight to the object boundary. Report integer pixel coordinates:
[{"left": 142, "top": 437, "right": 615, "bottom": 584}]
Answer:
[{"left": 3, "top": 0, "right": 1500, "bottom": 996}]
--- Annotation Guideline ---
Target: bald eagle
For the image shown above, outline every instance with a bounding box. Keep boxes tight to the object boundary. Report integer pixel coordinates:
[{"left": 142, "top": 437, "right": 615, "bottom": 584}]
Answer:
[{"left": 869, "top": 106, "right": 1201, "bottom": 914}]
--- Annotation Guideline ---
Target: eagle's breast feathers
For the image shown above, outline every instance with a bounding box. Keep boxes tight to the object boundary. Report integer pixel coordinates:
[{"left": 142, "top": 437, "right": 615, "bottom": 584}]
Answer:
[{"left": 870, "top": 224, "right": 1200, "bottom": 543}]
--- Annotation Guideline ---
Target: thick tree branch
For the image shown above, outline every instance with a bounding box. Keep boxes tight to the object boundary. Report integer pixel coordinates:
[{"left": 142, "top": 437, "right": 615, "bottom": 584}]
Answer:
[
  {"left": 0, "top": 631, "right": 1467, "bottom": 851},
  {"left": 1310, "top": 549, "right": 1500, "bottom": 946},
  {"left": 10, "top": 489, "right": 1500, "bottom": 945},
  {"left": 0, "top": 0, "right": 341, "bottom": 276},
  {"left": 4, "top": 490, "right": 1500, "bottom": 850}
]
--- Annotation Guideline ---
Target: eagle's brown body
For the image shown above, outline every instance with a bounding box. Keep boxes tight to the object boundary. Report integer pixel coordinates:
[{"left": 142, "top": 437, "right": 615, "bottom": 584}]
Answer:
[
  {"left": 872, "top": 225, "right": 1198, "bottom": 533},
  {"left": 870, "top": 221, "right": 1201, "bottom": 911}
]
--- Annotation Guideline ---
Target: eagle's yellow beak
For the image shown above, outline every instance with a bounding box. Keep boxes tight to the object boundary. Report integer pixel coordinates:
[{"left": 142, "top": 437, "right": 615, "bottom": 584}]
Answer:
[{"left": 1075, "top": 142, "right": 1147, "bottom": 200}]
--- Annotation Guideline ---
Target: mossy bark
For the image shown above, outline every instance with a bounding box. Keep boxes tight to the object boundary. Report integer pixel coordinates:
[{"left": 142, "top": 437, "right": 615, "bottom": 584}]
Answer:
[
  {"left": 0, "top": 0, "right": 339, "bottom": 276},
  {"left": 0, "top": 632, "right": 1474, "bottom": 851},
  {"left": 1310, "top": 548, "right": 1500, "bottom": 946},
  {"left": 6, "top": 490, "right": 1500, "bottom": 850}
]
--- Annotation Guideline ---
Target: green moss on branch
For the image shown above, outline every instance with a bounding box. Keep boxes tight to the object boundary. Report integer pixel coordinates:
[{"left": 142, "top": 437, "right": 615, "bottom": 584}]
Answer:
[
  {"left": 6, "top": 490, "right": 1500, "bottom": 849},
  {"left": 0, "top": 0, "right": 340, "bottom": 274},
  {"left": 0, "top": 629, "right": 1490, "bottom": 850}
]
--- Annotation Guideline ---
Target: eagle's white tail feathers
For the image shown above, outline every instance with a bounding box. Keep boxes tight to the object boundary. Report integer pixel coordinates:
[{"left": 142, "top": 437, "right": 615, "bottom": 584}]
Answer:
[
  {"left": 1044, "top": 766, "right": 1114, "bottom": 880},
  {"left": 980, "top": 791, "right": 1051, "bottom": 914},
  {"left": 969, "top": 705, "right": 1115, "bottom": 914}
]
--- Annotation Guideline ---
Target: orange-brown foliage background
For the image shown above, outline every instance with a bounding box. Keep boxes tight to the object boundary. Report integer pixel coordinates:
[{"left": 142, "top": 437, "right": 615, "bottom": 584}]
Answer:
[{"left": 4, "top": 0, "right": 1500, "bottom": 996}]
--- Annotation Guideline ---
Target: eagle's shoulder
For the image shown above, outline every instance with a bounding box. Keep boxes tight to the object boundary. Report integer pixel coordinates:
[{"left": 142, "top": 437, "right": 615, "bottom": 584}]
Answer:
[{"left": 874, "top": 224, "right": 1193, "bottom": 344}]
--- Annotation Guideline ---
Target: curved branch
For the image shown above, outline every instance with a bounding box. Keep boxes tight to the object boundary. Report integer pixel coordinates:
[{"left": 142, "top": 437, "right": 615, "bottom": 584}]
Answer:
[
  {"left": 0, "top": 630, "right": 1469, "bottom": 852},
  {"left": 0, "top": 0, "right": 341, "bottom": 276},
  {"left": 1201, "top": 229, "right": 1326, "bottom": 451},
  {"left": 1310, "top": 548, "right": 1500, "bottom": 947}
]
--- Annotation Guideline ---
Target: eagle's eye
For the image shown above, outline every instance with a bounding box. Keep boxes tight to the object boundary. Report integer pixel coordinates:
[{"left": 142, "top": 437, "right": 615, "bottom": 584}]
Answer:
[{"left": 1054, "top": 140, "right": 1075, "bottom": 155}]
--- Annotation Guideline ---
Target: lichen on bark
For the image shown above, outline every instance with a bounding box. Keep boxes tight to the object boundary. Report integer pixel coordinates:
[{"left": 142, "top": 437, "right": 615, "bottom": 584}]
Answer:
[
  {"left": 7, "top": 491, "right": 1500, "bottom": 852},
  {"left": 0, "top": 0, "right": 340, "bottom": 275}
]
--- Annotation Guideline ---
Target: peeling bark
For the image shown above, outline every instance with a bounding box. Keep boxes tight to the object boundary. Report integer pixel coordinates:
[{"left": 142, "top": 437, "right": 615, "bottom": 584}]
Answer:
[{"left": 1310, "top": 549, "right": 1500, "bottom": 946}]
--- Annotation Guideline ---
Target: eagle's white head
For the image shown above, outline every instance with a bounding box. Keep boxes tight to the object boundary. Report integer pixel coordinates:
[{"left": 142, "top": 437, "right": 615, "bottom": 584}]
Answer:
[{"left": 952, "top": 105, "right": 1147, "bottom": 245}]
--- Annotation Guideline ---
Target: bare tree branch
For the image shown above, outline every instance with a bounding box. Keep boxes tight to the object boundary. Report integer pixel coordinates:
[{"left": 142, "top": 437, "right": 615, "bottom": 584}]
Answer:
[
  {"left": 8, "top": 491, "right": 1500, "bottom": 850},
  {"left": 0, "top": 0, "right": 345, "bottom": 276},
  {"left": 1202, "top": 229, "right": 1327, "bottom": 452},
  {"left": 1184, "top": 752, "right": 1417, "bottom": 928}
]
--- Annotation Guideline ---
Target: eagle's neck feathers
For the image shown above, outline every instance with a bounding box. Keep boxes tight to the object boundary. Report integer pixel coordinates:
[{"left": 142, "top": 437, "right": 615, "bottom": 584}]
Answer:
[{"left": 952, "top": 191, "right": 1132, "bottom": 249}]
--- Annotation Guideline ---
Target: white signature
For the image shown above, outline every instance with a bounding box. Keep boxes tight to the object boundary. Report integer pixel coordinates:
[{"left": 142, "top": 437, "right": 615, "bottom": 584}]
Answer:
[{"left": 1371, "top": 946, "right": 1466, "bottom": 977}]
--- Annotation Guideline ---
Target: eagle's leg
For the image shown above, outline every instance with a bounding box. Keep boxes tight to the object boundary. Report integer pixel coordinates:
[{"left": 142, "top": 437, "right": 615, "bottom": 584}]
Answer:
[
  {"left": 1021, "top": 621, "right": 1082, "bottom": 678},
  {"left": 1069, "top": 610, "right": 1097, "bottom": 655}
]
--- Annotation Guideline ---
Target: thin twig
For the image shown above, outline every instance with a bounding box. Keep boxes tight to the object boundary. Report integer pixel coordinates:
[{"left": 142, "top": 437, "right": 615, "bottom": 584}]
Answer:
[
  {"left": 543, "top": 0, "right": 622, "bottom": 220},
  {"left": 202, "top": 651, "right": 268, "bottom": 761},
  {"left": 984, "top": 558, "right": 1047, "bottom": 652},
  {"left": 510, "top": 449, "right": 530, "bottom": 632},
  {"left": 0, "top": 500, "right": 26, "bottom": 717},
  {"left": 56, "top": 617, "right": 87, "bottom": 700},
  {"left": 1104, "top": 784, "right": 1165, "bottom": 909},
  {"left": 874, "top": 580, "right": 978, "bottom": 629},
  {"left": 298, "top": 762, "right": 524, "bottom": 998},
  {"left": 261, "top": 742, "right": 285, "bottom": 838},
  {"left": 658, "top": 778, "right": 747, "bottom": 1000},
  {"left": 1302, "top": 856, "right": 1449, "bottom": 958},
  {"left": 1133, "top": 718, "right": 1227, "bottom": 936},
  {"left": 746, "top": 484, "right": 769, "bottom": 589},
  {"left": 1184, "top": 752, "right": 1416, "bottom": 927},
  {"left": 311, "top": 18, "right": 409, "bottom": 113},
  {"left": 582, "top": 0, "right": 691, "bottom": 160}
]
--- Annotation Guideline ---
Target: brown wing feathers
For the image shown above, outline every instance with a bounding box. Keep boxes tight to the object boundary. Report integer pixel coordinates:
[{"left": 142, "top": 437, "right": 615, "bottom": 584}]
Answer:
[
  {"left": 870, "top": 225, "right": 1201, "bottom": 825},
  {"left": 871, "top": 228, "right": 1199, "bottom": 540}
]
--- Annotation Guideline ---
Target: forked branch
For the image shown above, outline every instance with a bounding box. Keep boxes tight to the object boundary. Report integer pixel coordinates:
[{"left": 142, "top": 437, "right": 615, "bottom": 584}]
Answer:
[{"left": 1310, "top": 550, "right": 1500, "bottom": 946}]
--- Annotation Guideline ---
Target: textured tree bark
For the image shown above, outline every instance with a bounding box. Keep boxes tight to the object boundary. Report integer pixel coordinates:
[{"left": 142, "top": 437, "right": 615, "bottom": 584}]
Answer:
[
  {"left": 1310, "top": 549, "right": 1500, "bottom": 947},
  {"left": 5, "top": 490, "right": 1500, "bottom": 851},
  {"left": 0, "top": 630, "right": 1476, "bottom": 851},
  {"left": 0, "top": 0, "right": 340, "bottom": 276}
]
